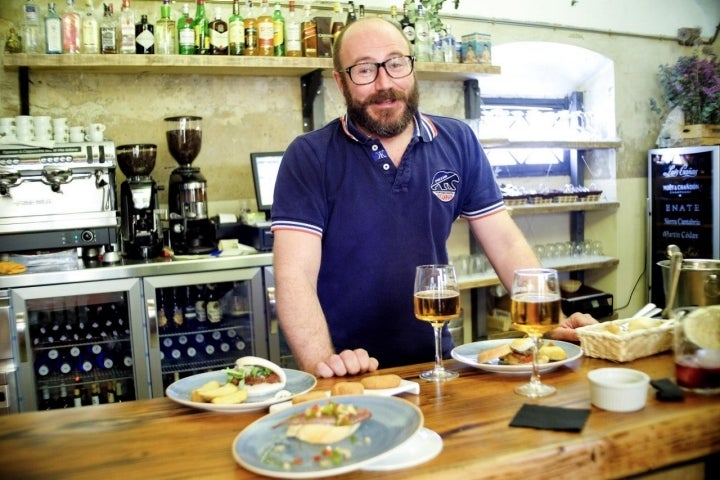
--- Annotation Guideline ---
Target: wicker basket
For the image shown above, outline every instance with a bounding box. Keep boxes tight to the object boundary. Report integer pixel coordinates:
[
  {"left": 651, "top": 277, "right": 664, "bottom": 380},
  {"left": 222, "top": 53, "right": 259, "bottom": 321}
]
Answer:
[{"left": 575, "top": 318, "right": 674, "bottom": 362}]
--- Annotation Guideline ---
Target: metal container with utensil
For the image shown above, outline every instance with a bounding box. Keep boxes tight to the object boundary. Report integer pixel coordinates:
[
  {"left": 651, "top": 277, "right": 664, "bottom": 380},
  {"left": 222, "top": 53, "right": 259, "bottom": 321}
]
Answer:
[{"left": 658, "top": 258, "right": 720, "bottom": 308}]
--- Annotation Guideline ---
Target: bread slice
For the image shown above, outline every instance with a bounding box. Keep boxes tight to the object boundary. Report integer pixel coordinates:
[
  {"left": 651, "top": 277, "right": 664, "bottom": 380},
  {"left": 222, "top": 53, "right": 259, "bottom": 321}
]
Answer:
[{"left": 477, "top": 343, "right": 512, "bottom": 364}]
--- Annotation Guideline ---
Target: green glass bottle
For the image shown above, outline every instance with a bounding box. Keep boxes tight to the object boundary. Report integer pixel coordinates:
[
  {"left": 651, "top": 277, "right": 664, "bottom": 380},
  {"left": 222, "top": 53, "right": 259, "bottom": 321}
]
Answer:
[
  {"left": 192, "top": 0, "right": 209, "bottom": 54},
  {"left": 272, "top": 2, "right": 284, "bottom": 56},
  {"left": 228, "top": 0, "right": 244, "bottom": 55},
  {"left": 177, "top": 4, "right": 194, "bottom": 55}
]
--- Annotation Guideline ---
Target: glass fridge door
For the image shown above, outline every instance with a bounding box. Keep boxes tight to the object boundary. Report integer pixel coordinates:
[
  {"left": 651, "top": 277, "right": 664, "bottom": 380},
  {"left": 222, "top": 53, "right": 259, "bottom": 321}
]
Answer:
[
  {"left": 143, "top": 267, "right": 268, "bottom": 397},
  {"left": 11, "top": 278, "right": 147, "bottom": 411}
]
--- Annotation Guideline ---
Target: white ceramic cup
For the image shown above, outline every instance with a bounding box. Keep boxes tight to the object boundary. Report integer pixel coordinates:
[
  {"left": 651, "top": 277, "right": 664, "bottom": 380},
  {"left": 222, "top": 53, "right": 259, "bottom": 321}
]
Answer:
[
  {"left": 69, "top": 126, "right": 85, "bottom": 143},
  {"left": 33, "top": 116, "right": 53, "bottom": 141},
  {"left": 0, "top": 117, "right": 15, "bottom": 127},
  {"left": 85, "top": 123, "right": 106, "bottom": 142},
  {"left": 588, "top": 368, "right": 650, "bottom": 412},
  {"left": 0, "top": 124, "right": 16, "bottom": 140},
  {"left": 53, "top": 127, "right": 69, "bottom": 143},
  {"left": 15, "top": 115, "right": 32, "bottom": 129}
]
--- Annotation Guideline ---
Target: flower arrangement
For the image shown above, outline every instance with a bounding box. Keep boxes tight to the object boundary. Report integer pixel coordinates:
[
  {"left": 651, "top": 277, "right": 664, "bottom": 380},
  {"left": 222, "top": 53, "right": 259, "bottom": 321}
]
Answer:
[{"left": 651, "top": 52, "right": 720, "bottom": 125}]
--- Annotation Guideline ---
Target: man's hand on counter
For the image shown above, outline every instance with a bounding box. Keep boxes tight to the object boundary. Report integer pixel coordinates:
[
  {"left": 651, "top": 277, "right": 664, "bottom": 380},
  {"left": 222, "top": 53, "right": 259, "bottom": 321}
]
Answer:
[
  {"left": 547, "top": 312, "right": 598, "bottom": 342},
  {"left": 314, "top": 348, "right": 380, "bottom": 378}
]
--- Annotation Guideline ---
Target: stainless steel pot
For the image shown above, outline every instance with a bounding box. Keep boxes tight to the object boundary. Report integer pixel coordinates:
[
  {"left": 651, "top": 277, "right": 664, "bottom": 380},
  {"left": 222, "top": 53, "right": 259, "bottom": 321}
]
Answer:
[{"left": 658, "top": 258, "right": 720, "bottom": 308}]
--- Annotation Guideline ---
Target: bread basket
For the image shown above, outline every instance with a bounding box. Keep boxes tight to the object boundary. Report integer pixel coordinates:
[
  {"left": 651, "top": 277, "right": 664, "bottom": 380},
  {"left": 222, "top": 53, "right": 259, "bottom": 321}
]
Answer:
[{"left": 575, "top": 317, "right": 674, "bottom": 362}]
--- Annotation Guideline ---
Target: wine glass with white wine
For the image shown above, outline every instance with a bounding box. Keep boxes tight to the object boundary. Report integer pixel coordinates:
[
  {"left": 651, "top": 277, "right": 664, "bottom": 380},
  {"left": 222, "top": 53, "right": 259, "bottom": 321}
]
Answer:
[
  {"left": 511, "top": 268, "right": 561, "bottom": 397},
  {"left": 414, "top": 264, "right": 461, "bottom": 382}
]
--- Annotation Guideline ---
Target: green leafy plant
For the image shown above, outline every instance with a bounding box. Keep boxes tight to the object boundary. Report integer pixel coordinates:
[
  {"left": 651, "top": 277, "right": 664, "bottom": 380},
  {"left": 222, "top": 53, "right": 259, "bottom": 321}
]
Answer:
[
  {"left": 651, "top": 51, "right": 720, "bottom": 125},
  {"left": 403, "top": 0, "right": 461, "bottom": 32}
]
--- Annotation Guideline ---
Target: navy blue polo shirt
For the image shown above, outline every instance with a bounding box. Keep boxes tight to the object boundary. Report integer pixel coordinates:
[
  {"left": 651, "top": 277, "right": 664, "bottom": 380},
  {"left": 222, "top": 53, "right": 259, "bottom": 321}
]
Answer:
[{"left": 271, "top": 112, "right": 504, "bottom": 368}]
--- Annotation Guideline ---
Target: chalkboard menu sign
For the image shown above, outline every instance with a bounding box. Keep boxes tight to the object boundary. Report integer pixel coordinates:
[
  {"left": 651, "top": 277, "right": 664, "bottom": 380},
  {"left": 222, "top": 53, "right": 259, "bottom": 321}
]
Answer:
[{"left": 648, "top": 145, "right": 719, "bottom": 307}]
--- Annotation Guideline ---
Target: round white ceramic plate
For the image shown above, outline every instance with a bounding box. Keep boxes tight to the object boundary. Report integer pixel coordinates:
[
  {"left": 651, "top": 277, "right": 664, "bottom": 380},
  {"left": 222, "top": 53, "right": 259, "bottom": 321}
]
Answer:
[
  {"left": 165, "top": 368, "right": 317, "bottom": 413},
  {"left": 232, "top": 395, "right": 423, "bottom": 478},
  {"left": 451, "top": 339, "right": 583, "bottom": 374}
]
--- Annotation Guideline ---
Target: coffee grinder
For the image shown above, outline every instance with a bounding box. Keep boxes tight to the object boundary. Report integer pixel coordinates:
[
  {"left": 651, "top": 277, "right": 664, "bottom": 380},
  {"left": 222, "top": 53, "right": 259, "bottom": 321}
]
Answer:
[
  {"left": 165, "top": 115, "right": 216, "bottom": 254},
  {"left": 117, "top": 144, "right": 164, "bottom": 259}
]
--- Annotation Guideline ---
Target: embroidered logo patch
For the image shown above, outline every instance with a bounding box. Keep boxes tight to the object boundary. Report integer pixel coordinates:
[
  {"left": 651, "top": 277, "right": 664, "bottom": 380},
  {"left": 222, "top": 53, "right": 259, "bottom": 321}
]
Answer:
[{"left": 431, "top": 170, "right": 459, "bottom": 202}]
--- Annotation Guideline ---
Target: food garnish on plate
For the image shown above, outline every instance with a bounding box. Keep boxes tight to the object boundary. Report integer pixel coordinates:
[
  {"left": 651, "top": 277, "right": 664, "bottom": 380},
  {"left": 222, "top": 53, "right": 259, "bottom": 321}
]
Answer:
[
  {"left": 275, "top": 400, "right": 372, "bottom": 445},
  {"left": 477, "top": 338, "right": 567, "bottom": 365}
]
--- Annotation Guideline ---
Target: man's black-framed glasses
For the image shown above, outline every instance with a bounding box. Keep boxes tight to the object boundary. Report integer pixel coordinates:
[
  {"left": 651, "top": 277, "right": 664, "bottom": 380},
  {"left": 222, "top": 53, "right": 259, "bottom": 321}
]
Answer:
[{"left": 343, "top": 55, "right": 415, "bottom": 85}]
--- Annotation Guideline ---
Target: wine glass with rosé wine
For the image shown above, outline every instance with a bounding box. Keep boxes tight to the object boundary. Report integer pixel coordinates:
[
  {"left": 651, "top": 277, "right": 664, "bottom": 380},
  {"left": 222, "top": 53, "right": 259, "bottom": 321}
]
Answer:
[
  {"left": 511, "top": 268, "right": 562, "bottom": 397},
  {"left": 414, "top": 264, "right": 461, "bottom": 382}
]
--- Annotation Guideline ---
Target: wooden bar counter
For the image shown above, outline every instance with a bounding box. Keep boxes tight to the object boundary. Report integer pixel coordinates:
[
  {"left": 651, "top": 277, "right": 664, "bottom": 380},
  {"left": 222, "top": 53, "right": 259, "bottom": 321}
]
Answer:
[{"left": 0, "top": 352, "right": 718, "bottom": 479}]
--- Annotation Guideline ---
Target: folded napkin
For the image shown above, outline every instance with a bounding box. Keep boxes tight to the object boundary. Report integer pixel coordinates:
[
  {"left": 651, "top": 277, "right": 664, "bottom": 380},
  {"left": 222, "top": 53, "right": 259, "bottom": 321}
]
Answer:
[{"left": 510, "top": 404, "right": 590, "bottom": 432}]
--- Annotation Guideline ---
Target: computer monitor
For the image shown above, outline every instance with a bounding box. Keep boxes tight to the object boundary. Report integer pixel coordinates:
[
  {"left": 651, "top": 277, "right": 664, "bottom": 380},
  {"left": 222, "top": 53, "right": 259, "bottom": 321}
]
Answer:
[{"left": 250, "top": 151, "right": 284, "bottom": 220}]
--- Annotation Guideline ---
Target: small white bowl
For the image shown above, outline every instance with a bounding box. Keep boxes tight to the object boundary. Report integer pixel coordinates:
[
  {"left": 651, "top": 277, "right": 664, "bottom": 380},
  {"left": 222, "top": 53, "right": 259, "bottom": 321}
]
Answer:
[{"left": 587, "top": 367, "right": 650, "bottom": 412}]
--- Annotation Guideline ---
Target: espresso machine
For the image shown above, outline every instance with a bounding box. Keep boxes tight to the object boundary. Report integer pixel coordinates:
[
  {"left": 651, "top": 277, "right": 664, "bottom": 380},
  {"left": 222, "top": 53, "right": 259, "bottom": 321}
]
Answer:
[
  {"left": 0, "top": 141, "right": 118, "bottom": 256},
  {"left": 117, "top": 144, "right": 164, "bottom": 259},
  {"left": 165, "top": 116, "right": 216, "bottom": 255}
]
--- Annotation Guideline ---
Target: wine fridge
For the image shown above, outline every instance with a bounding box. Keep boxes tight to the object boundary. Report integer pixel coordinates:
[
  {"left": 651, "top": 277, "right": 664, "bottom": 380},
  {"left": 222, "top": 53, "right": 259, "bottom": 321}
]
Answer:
[
  {"left": 143, "top": 268, "right": 269, "bottom": 397},
  {"left": 11, "top": 279, "right": 148, "bottom": 411}
]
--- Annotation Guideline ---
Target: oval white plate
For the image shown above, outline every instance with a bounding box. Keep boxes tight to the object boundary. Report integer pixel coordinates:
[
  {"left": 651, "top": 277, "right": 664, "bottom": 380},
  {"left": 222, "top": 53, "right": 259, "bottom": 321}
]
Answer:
[
  {"left": 165, "top": 368, "right": 317, "bottom": 413},
  {"left": 451, "top": 339, "right": 582, "bottom": 374},
  {"left": 232, "top": 395, "right": 423, "bottom": 478}
]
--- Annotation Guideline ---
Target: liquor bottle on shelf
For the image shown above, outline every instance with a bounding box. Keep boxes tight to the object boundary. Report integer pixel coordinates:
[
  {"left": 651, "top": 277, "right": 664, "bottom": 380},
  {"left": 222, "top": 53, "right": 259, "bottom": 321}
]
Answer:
[
  {"left": 228, "top": 0, "right": 244, "bottom": 55},
  {"left": 399, "top": 3, "right": 415, "bottom": 53},
  {"left": 413, "top": 2, "right": 431, "bottom": 62},
  {"left": 39, "top": 386, "right": 52, "bottom": 410},
  {"left": 34, "top": 350, "right": 54, "bottom": 378},
  {"left": 387, "top": 4, "right": 401, "bottom": 30},
  {"left": 182, "top": 286, "right": 198, "bottom": 329},
  {"left": 72, "top": 386, "right": 83, "bottom": 407},
  {"left": 155, "top": 0, "right": 176, "bottom": 54},
  {"left": 272, "top": 1, "right": 285, "bottom": 56},
  {"left": 44, "top": 2, "right": 63, "bottom": 54},
  {"left": 80, "top": 0, "right": 99, "bottom": 53},
  {"left": 118, "top": 0, "right": 135, "bottom": 53},
  {"left": 345, "top": 1, "right": 357, "bottom": 25},
  {"left": 105, "top": 381, "right": 116, "bottom": 403},
  {"left": 135, "top": 14, "right": 154, "bottom": 54},
  {"left": 156, "top": 288, "right": 169, "bottom": 333},
  {"left": 300, "top": 2, "right": 316, "bottom": 57},
  {"left": 256, "top": 0, "right": 273, "bottom": 56},
  {"left": 330, "top": 2, "right": 344, "bottom": 43},
  {"left": 243, "top": 0, "right": 258, "bottom": 56},
  {"left": 205, "top": 284, "right": 223, "bottom": 323},
  {"left": 22, "top": 0, "right": 43, "bottom": 53},
  {"left": 284, "top": 0, "right": 301, "bottom": 57},
  {"left": 192, "top": 0, "right": 210, "bottom": 54},
  {"left": 57, "top": 384, "right": 71, "bottom": 408},
  {"left": 114, "top": 380, "right": 126, "bottom": 402},
  {"left": 209, "top": 7, "right": 228, "bottom": 55},
  {"left": 443, "top": 25, "right": 458, "bottom": 63},
  {"left": 99, "top": 2, "right": 117, "bottom": 53},
  {"left": 193, "top": 285, "right": 207, "bottom": 324},
  {"left": 171, "top": 288, "right": 185, "bottom": 331},
  {"left": 177, "top": 3, "right": 194, "bottom": 54},
  {"left": 90, "top": 383, "right": 101, "bottom": 405}
]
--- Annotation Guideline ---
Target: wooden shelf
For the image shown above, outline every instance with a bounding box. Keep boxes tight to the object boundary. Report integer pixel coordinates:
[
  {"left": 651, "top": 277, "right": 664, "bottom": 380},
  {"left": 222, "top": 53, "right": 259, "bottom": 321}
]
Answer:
[
  {"left": 480, "top": 139, "right": 623, "bottom": 149},
  {"left": 507, "top": 201, "right": 620, "bottom": 215},
  {"left": 458, "top": 256, "right": 619, "bottom": 290},
  {"left": 2, "top": 53, "right": 501, "bottom": 79}
]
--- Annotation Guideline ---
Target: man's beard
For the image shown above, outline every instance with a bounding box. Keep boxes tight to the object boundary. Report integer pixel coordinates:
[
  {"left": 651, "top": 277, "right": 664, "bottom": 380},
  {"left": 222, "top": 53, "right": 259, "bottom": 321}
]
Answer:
[{"left": 342, "top": 79, "right": 420, "bottom": 138}]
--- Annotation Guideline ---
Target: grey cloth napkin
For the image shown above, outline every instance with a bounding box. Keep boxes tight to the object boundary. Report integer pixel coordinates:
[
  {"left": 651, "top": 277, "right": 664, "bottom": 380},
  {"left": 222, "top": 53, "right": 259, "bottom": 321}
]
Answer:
[{"left": 509, "top": 404, "right": 590, "bottom": 432}]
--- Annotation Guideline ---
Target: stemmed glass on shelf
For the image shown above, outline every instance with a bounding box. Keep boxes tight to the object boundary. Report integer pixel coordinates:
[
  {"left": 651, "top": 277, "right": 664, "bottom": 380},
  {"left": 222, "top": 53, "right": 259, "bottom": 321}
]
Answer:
[
  {"left": 414, "top": 264, "right": 461, "bottom": 382},
  {"left": 510, "top": 268, "right": 561, "bottom": 397}
]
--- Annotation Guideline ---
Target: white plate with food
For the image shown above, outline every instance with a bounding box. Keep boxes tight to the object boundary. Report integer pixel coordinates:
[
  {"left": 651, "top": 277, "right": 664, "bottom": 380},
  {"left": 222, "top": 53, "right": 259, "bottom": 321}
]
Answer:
[
  {"left": 451, "top": 338, "right": 582, "bottom": 374},
  {"left": 232, "top": 395, "right": 424, "bottom": 478},
  {"left": 166, "top": 368, "right": 317, "bottom": 413}
]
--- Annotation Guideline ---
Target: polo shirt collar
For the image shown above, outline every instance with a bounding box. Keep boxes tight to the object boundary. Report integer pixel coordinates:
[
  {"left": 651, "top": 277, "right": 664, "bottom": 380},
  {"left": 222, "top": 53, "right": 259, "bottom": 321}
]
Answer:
[{"left": 340, "top": 112, "right": 438, "bottom": 144}]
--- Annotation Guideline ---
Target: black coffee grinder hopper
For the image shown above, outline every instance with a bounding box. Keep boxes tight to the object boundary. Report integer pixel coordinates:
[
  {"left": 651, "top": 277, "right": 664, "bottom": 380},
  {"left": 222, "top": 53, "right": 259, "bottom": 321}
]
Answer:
[
  {"left": 117, "top": 144, "right": 165, "bottom": 259},
  {"left": 165, "top": 116, "right": 216, "bottom": 255}
]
